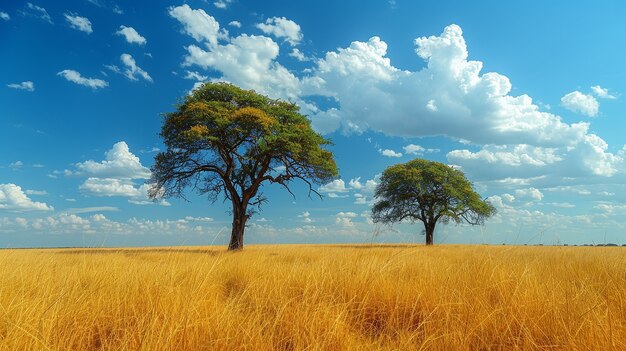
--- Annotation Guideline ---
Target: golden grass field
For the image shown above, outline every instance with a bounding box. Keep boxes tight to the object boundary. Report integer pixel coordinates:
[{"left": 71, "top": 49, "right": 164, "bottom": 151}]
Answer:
[{"left": 0, "top": 244, "right": 625, "bottom": 350}]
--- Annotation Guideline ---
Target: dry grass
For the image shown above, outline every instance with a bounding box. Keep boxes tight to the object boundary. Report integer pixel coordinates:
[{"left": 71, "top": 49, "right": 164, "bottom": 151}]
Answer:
[{"left": 0, "top": 244, "right": 625, "bottom": 350}]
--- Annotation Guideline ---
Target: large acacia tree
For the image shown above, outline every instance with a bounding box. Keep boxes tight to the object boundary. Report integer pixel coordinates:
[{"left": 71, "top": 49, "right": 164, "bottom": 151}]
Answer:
[
  {"left": 149, "top": 83, "right": 338, "bottom": 250},
  {"left": 372, "top": 159, "right": 495, "bottom": 245}
]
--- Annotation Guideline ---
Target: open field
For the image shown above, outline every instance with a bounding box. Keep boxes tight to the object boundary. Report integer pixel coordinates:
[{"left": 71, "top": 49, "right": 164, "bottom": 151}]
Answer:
[{"left": 0, "top": 245, "right": 625, "bottom": 350}]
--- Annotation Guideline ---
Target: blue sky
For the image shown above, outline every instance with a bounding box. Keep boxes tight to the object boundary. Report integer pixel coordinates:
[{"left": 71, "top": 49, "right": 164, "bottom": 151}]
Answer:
[{"left": 1, "top": 0, "right": 626, "bottom": 247}]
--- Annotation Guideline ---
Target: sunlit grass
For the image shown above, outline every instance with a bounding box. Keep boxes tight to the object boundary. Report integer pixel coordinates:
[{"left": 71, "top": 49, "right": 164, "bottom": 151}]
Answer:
[{"left": 0, "top": 244, "right": 625, "bottom": 350}]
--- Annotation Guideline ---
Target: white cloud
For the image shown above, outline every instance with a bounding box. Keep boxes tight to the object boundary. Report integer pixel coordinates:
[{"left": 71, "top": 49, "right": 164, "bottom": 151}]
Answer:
[
  {"left": 379, "top": 148, "right": 402, "bottom": 158},
  {"left": 447, "top": 138, "right": 623, "bottom": 181},
  {"left": 403, "top": 144, "right": 439, "bottom": 155},
  {"left": 116, "top": 25, "right": 146, "bottom": 45},
  {"left": 561, "top": 91, "right": 599, "bottom": 117},
  {"left": 448, "top": 144, "right": 562, "bottom": 168},
  {"left": 348, "top": 178, "right": 363, "bottom": 190},
  {"left": 9, "top": 161, "right": 24, "bottom": 169},
  {"left": 168, "top": 4, "right": 224, "bottom": 47},
  {"left": 229, "top": 20, "right": 241, "bottom": 28},
  {"left": 4, "top": 214, "right": 222, "bottom": 236},
  {"left": 318, "top": 179, "right": 348, "bottom": 197},
  {"left": 213, "top": 0, "right": 233, "bottom": 9},
  {"left": 546, "top": 202, "right": 575, "bottom": 208},
  {"left": 335, "top": 211, "right": 358, "bottom": 227},
  {"left": 307, "top": 25, "right": 588, "bottom": 147},
  {"left": 7, "top": 81, "right": 34, "bottom": 92},
  {"left": 15, "top": 217, "right": 28, "bottom": 228},
  {"left": 515, "top": 188, "right": 543, "bottom": 201},
  {"left": 183, "top": 34, "right": 301, "bottom": 102},
  {"left": 256, "top": 17, "right": 302, "bottom": 46},
  {"left": 298, "top": 211, "right": 313, "bottom": 223},
  {"left": 0, "top": 184, "right": 53, "bottom": 211},
  {"left": 171, "top": 22, "right": 625, "bottom": 197},
  {"left": 591, "top": 85, "right": 617, "bottom": 100},
  {"left": 289, "top": 48, "right": 308, "bottom": 61},
  {"left": 120, "top": 54, "right": 152, "bottom": 82},
  {"left": 80, "top": 178, "right": 142, "bottom": 197},
  {"left": 25, "top": 189, "right": 47, "bottom": 195},
  {"left": 24, "top": 3, "right": 52, "bottom": 24},
  {"left": 80, "top": 179, "right": 166, "bottom": 206},
  {"left": 92, "top": 213, "right": 106, "bottom": 221},
  {"left": 546, "top": 186, "right": 592, "bottom": 196},
  {"left": 66, "top": 206, "right": 118, "bottom": 214},
  {"left": 0, "top": 12, "right": 9, "bottom": 21},
  {"left": 57, "top": 70, "right": 108, "bottom": 89},
  {"left": 348, "top": 176, "right": 378, "bottom": 194},
  {"left": 184, "top": 216, "right": 213, "bottom": 222},
  {"left": 426, "top": 99, "right": 438, "bottom": 112},
  {"left": 184, "top": 70, "right": 208, "bottom": 81},
  {"left": 74, "top": 142, "right": 167, "bottom": 206},
  {"left": 75, "top": 141, "right": 151, "bottom": 179},
  {"left": 64, "top": 13, "right": 92, "bottom": 34},
  {"left": 501, "top": 193, "right": 515, "bottom": 203},
  {"left": 595, "top": 203, "right": 626, "bottom": 214}
]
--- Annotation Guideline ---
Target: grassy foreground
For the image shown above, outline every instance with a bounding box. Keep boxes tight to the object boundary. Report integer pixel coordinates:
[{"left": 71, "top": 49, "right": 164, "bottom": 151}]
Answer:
[{"left": 0, "top": 245, "right": 625, "bottom": 350}]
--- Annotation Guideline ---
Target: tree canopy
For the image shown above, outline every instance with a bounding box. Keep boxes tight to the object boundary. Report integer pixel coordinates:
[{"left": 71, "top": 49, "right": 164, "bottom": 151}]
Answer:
[
  {"left": 372, "top": 158, "right": 495, "bottom": 245},
  {"left": 149, "top": 82, "right": 338, "bottom": 250}
]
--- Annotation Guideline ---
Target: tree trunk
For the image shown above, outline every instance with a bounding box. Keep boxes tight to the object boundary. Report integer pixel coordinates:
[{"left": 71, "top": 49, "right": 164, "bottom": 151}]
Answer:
[
  {"left": 424, "top": 222, "right": 435, "bottom": 246},
  {"left": 228, "top": 205, "right": 247, "bottom": 251}
]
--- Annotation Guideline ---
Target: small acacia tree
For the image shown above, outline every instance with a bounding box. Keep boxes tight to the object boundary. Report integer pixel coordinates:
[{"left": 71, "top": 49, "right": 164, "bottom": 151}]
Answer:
[
  {"left": 372, "top": 158, "right": 495, "bottom": 245},
  {"left": 149, "top": 82, "right": 338, "bottom": 251}
]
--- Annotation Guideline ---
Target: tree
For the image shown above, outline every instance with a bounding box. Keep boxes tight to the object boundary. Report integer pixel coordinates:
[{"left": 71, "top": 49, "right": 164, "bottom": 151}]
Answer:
[
  {"left": 371, "top": 158, "right": 495, "bottom": 245},
  {"left": 149, "top": 82, "right": 338, "bottom": 251}
]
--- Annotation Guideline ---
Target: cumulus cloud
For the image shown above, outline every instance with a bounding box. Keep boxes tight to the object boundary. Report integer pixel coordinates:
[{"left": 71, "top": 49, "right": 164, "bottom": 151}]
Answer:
[
  {"left": 335, "top": 211, "right": 358, "bottom": 227},
  {"left": 74, "top": 142, "right": 166, "bottom": 205},
  {"left": 64, "top": 13, "right": 92, "bottom": 34},
  {"left": 591, "top": 85, "right": 617, "bottom": 100},
  {"left": 7, "top": 81, "right": 34, "bottom": 91},
  {"left": 379, "top": 148, "right": 402, "bottom": 158},
  {"left": 403, "top": 144, "right": 439, "bottom": 155},
  {"left": 229, "top": 20, "right": 241, "bottom": 28},
  {"left": 80, "top": 178, "right": 143, "bottom": 197},
  {"left": 318, "top": 179, "right": 348, "bottom": 198},
  {"left": 348, "top": 176, "right": 378, "bottom": 193},
  {"left": 183, "top": 34, "right": 301, "bottom": 102},
  {"left": 0, "top": 184, "right": 53, "bottom": 211},
  {"left": 298, "top": 211, "right": 313, "bottom": 223},
  {"left": 448, "top": 145, "right": 562, "bottom": 168},
  {"left": 447, "top": 137, "right": 622, "bottom": 182},
  {"left": 256, "top": 17, "right": 303, "bottom": 46},
  {"left": 515, "top": 187, "right": 543, "bottom": 201},
  {"left": 57, "top": 70, "right": 108, "bottom": 89},
  {"left": 1, "top": 12, "right": 10, "bottom": 21},
  {"left": 0, "top": 213, "right": 224, "bottom": 236},
  {"left": 213, "top": 0, "right": 233, "bottom": 9},
  {"left": 168, "top": 4, "right": 224, "bottom": 47},
  {"left": 75, "top": 141, "right": 151, "bottom": 179},
  {"left": 116, "top": 25, "right": 146, "bottom": 45},
  {"left": 561, "top": 91, "right": 599, "bottom": 117},
  {"left": 120, "top": 54, "right": 152, "bottom": 82},
  {"left": 306, "top": 25, "right": 588, "bottom": 147},
  {"left": 170, "top": 20, "right": 624, "bottom": 196}
]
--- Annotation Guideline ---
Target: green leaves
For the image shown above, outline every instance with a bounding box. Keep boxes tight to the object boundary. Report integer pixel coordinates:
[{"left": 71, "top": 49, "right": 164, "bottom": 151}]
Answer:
[
  {"left": 372, "top": 158, "right": 495, "bottom": 242},
  {"left": 151, "top": 82, "right": 338, "bottom": 209}
]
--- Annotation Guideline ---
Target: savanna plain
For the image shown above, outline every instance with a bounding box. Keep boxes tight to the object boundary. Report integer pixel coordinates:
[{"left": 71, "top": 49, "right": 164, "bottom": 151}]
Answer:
[{"left": 1, "top": 244, "right": 625, "bottom": 350}]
